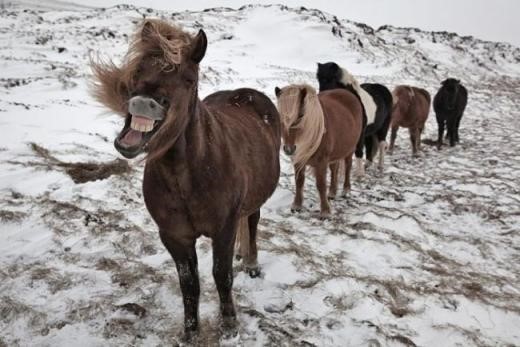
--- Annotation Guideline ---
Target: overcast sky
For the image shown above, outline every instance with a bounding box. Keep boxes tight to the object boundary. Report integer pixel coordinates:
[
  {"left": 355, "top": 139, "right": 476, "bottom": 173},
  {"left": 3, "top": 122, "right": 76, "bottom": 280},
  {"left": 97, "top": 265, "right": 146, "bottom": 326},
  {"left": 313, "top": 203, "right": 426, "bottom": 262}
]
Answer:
[{"left": 26, "top": 0, "right": 520, "bottom": 46}]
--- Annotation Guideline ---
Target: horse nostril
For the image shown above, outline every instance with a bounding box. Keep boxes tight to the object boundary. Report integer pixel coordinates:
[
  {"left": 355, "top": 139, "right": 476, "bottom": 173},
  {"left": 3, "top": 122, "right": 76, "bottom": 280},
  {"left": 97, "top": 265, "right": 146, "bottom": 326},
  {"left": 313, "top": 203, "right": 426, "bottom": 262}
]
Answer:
[{"left": 149, "top": 101, "right": 155, "bottom": 109}]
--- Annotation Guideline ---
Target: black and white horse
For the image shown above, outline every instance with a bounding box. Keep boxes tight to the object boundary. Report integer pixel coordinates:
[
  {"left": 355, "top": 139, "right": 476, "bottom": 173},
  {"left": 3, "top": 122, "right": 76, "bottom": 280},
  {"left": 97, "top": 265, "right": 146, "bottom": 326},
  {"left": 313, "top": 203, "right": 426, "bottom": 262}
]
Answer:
[
  {"left": 433, "top": 78, "right": 468, "bottom": 148},
  {"left": 317, "top": 62, "right": 392, "bottom": 174}
]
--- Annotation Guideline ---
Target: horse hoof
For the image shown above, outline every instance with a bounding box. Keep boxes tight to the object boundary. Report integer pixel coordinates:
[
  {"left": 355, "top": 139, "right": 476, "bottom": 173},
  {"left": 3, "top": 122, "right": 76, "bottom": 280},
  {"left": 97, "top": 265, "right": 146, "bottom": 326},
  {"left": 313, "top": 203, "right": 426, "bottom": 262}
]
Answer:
[
  {"left": 291, "top": 205, "right": 303, "bottom": 213},
  {"left": 319, "top": 211, "right": 331, "bottom": 220},
  {"left": 327, "top": 194, "right": 336, "bottom": 201},
  {"left": 246, "top": 266, "right": 261, "bottom": 278},
  {"left": 341, "top": 190, "right": 350, "bottom": 199},
  {"left": 221, "top": 316, "right": 238, "bottom": 338},
  {"left": 183, "top": 328, "right": 199, "bottom": 343},
  {"left": 235, "top": 254, "right": 242, "bottom": 261}
]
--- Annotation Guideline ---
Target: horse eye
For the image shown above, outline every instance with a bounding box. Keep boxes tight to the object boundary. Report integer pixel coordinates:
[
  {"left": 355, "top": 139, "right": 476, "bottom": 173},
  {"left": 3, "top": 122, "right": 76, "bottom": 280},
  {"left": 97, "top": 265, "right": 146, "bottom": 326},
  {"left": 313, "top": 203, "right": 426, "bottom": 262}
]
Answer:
[{"left": 158, "top": 96, "right": 169, "bottom": 106}]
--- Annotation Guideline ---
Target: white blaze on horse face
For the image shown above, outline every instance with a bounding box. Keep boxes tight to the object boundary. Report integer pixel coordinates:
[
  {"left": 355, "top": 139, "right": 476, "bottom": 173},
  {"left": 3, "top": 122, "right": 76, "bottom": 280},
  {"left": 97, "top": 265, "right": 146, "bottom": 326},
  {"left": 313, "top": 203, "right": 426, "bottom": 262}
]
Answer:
[{"left": 339, "top": 68, "right": 377, "bottom": 125}]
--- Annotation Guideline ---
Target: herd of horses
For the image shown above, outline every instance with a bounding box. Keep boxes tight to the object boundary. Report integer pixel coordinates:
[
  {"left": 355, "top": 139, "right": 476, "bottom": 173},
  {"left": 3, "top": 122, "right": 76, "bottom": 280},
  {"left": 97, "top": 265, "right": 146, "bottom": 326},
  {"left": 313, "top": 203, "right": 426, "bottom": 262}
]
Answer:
[{"left": 91, "top": 20, "right": 468, "bottom": 339}]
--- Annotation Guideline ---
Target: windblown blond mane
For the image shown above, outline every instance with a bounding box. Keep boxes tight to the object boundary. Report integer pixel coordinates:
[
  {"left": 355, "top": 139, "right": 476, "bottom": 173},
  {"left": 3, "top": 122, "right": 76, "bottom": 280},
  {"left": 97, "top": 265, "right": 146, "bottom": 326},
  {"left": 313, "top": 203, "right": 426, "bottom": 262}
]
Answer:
[
  {"left": 90, "top": 19, "right": 193, "bottom": 117},
  {"left": 277, "top": 84, "right": 325, "bottom": 171},
  {"left": 339, "top": 67, "right": 377, "bottom": 125}
]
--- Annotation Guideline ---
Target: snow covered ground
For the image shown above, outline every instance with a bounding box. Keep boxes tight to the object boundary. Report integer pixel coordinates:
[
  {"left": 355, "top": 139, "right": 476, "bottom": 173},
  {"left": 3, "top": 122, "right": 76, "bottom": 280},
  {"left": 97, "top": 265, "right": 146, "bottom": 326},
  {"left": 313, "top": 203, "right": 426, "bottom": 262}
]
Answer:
[{"left": 0, "top": 3, "right": 519, "bottom": 346}]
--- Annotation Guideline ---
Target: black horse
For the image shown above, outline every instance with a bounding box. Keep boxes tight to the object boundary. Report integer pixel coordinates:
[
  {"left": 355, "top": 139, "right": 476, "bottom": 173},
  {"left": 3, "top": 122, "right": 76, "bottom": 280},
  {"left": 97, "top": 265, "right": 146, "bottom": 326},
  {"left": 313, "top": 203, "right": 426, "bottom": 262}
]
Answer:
[
  {"left": 433, "top": 78, "right": 468, "bottom": 148},
  {"left": 317, "top": 62, "right": 392, "bottom": 174}
]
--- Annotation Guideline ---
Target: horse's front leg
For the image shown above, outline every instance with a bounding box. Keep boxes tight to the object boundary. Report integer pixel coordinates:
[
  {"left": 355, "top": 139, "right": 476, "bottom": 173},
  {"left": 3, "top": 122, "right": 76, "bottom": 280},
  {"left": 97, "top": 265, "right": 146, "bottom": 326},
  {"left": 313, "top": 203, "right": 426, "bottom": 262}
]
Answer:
[
  {"left": 315, "top": 162, "right": 331, "bottom": 218},
  {"left": 328, "top": 161, "right": 339, "bottom": 200},
  {"left": 159, "top": 229, "right": 200, "bottom": 340},
  {"left": 212, "top": 213, "right": 239, "bottom": 335},
  {"left": 437, "top": 117, "right": 445, "bottom": 149},
  {"left": 291, "top": 165, "right": 305, "bottom": 212}
]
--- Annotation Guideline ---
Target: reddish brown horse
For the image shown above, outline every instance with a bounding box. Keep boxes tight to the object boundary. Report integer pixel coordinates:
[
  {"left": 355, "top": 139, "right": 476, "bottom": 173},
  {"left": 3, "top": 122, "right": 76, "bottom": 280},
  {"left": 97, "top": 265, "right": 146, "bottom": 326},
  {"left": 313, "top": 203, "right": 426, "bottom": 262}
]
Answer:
[
  {"left": 389, "top": 85, "right": 431, "bottom": 157},
  {"left": 91, "top": 19, "right": 281, "bottom": 339},
  {"left": 275, "top": 84, "right": 363, "bottom": 218}
]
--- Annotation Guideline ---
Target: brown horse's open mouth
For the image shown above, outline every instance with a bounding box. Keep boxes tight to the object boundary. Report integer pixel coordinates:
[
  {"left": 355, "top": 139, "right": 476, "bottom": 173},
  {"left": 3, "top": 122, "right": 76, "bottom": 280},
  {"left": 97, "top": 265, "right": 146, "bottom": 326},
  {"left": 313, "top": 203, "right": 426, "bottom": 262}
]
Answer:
[
  {"left": 114, "top": 114, "right": 161, "bottom": 159},
  {"left": 114, "top": 96, "right": 166, "bottom": 159}
]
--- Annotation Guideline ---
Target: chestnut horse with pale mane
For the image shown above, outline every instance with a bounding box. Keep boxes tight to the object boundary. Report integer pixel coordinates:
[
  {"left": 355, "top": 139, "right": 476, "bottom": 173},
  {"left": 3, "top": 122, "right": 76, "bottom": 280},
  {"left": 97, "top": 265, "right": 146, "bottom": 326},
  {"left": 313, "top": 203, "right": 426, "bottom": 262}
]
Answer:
[
  {"left": 91, "top": 19, "right": 280, "bottom": 340},
  {"left": 389, "top": 85, "right": 431, "bottom": 157},
  {"left": 275, "top": 84, "right": 363, "bottom": 218}
]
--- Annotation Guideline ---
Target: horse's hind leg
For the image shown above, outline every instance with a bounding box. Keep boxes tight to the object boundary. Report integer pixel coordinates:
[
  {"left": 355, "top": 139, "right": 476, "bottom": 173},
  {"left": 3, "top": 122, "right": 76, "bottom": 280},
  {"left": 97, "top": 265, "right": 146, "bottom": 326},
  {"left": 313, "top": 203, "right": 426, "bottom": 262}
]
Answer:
[
  {"left": 455, "top": 113, "right": 462, "bottom": 143},
  {"left": 328, "top": 162, "right": 339, "bottom": 200},
  {"left": 212, "top": 214, "right": 240, "bottom": 333},
  {"left": 388, "top": 125, "right": 398, "bottom": 154},
  {"left": 159, "top": 229, "right": 200, "bottom": 339},
  {"left": 409, "top": 127, "right": 420, "bottom": 157},
  {"left": 342, "top": 156, "right": 353, "bottom": 198},
  {"left": 447, "top": 116, "right": 457, "bottom": 146},
  {"left": 365, "top": 137, "right": 374, "bottom": 167},
  {"left": 245, "top": 210, "right": 261, "bottom": 277},
  {"left": 355, "top": 139, "right": 365, "bottom": 178},
  {"left": 291, "top": 165, "right": 306, "bottom": 212},
  {"left": 377, "top": 112, "right": 392, "bottom": 172}
]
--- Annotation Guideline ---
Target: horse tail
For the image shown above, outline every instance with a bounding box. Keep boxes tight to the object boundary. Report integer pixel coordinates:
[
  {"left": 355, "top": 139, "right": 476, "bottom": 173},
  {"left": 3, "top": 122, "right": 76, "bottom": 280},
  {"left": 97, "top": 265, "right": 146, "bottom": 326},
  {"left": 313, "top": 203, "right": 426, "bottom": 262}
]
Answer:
[
  {"left": 418, "top": 88, "right": 431, "bottom": 105},
  {"left": 392, "top": 89, "right": 400, "bottom": 106},
  {"left": 235, "top": 216, "right": 250, "bottom": 260}
]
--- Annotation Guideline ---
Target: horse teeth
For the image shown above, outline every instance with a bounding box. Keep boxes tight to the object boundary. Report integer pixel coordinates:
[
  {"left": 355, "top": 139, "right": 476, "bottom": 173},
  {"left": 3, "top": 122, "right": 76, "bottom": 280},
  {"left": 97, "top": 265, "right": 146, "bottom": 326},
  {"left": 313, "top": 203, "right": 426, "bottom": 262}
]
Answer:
[{"left": 130, "top": 117, "right": 154, "bottom": 132}]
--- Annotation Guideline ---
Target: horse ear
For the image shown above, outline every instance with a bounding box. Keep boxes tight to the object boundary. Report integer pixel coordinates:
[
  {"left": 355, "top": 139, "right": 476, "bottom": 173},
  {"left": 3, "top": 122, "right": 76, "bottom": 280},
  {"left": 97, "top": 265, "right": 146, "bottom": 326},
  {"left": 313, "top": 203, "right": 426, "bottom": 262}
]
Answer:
[
  {"left": 191, "top": 29, "right": 207, "bottom": 64},
  {"left": 275, "top": 86, "right": 281, "bottom": 97},
  {"left": 141, "top": 21, "right": 155, "bottom": 41}
]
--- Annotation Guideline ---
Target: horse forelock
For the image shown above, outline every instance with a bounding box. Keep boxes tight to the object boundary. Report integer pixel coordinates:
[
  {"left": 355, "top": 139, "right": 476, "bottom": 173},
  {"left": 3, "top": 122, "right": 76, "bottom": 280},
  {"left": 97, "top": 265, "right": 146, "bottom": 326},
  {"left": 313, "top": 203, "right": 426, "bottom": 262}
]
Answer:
[
  {"left": 278, "top": 84, "right": 325, "bottom": 170},
  {"left": 126, "top": 20, "right": 193, "bottom": 74},
  {"left": 90, "top": 19, "right": 194, "bottom": 117}
]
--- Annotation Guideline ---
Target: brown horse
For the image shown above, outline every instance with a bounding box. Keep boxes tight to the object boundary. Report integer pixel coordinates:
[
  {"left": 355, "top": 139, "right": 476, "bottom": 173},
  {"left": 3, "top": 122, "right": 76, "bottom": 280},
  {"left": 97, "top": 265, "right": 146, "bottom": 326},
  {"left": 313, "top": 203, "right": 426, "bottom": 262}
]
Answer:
[
  {"left": 90, "top": 19, "right": 281, "bottom": 339},
  {"left": 275, "top": 84, "right": 363, "bottom": 218},
  {"left": 389, "top": 85, "right": 431, "bottom": 157}
]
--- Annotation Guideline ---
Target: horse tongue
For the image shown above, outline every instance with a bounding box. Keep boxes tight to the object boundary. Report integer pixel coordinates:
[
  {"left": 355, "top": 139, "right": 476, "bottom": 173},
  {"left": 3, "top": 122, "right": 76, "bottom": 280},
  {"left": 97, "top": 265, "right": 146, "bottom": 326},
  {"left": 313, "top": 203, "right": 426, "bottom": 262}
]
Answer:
[{"left": 120, "top": 129, "right": 143, "bottom": 148}]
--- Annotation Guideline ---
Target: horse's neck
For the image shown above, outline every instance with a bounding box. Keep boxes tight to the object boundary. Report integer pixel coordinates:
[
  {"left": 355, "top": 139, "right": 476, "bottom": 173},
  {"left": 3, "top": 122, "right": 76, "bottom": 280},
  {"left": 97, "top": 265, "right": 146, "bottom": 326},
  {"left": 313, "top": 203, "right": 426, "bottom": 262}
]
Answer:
[{"left": 160, "top": 98, "right": 214, "bottom": 172}]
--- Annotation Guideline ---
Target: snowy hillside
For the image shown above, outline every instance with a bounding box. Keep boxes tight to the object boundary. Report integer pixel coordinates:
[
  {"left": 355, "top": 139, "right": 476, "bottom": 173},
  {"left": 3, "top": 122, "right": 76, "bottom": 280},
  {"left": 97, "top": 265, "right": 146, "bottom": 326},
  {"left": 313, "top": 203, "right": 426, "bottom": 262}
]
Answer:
[{"left": 1, "top": 3, "right": 519, "bottom": 347}]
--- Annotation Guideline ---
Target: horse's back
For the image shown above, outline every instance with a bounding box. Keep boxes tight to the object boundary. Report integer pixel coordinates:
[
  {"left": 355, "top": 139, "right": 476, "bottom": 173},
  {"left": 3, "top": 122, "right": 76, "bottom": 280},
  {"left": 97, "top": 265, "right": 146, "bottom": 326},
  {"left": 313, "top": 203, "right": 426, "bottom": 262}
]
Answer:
[
  {"left": 319, "top": 89, "right": 362, "bottom": 118},
  {"left": 203, "top": 88, "right": 281, "bottom": 138}
]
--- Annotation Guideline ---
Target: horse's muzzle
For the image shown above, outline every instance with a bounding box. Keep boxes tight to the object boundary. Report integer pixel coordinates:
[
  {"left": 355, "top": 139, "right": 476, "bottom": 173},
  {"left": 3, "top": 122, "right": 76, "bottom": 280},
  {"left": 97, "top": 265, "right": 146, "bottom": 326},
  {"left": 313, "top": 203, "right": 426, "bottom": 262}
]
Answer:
[
  {"left": 283, "top": 144, "right": 296, "bottom": 156},
  {"left": 128, "top": 96, "right": 166, "bottom": 120}
]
